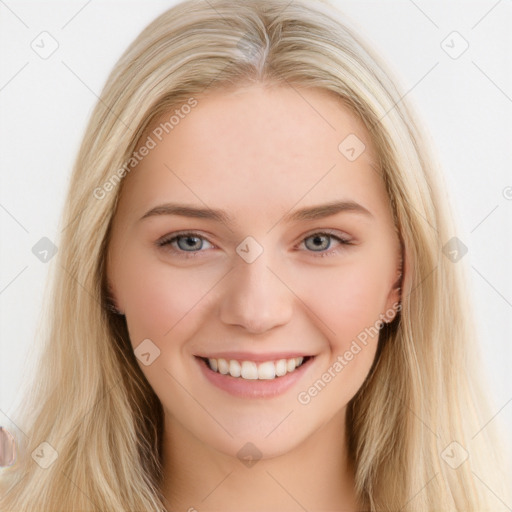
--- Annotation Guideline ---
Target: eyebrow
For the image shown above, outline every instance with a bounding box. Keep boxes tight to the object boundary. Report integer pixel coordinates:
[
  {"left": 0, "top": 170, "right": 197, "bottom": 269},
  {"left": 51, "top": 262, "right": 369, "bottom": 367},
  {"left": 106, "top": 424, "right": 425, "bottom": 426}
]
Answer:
[{"left": 139, "top": 200, "right": 373, "bottom": 225}]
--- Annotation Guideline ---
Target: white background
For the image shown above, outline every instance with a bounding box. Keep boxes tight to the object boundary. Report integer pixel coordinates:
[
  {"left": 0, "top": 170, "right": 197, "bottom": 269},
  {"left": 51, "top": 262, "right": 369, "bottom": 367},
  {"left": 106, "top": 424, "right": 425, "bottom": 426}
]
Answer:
[{"left": 1, "top": 0, "right": 511, "bottom": 463}]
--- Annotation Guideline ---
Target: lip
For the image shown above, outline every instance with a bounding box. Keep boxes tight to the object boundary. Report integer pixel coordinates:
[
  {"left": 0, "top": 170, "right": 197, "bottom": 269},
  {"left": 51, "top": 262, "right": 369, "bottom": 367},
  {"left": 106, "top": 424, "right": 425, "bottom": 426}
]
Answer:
[
  {"left": 194, "top": 355, "right": 315, "bottom": 399},
  {"left": 195, "top": 351, "right": 312, "bottom": 363}
]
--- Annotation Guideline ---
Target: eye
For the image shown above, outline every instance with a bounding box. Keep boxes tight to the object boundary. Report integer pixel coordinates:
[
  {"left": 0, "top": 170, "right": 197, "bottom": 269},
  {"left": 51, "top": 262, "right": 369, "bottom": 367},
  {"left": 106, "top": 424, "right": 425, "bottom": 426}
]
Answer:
[
  {"left": 299, "top": 231, "right": 352, "bottom": 257},
  {"left": 157, "top": 231, "right": 214, "bottom": 258},
  {"left": 156, "top": 230, "right": 353, "bottom": 259}
]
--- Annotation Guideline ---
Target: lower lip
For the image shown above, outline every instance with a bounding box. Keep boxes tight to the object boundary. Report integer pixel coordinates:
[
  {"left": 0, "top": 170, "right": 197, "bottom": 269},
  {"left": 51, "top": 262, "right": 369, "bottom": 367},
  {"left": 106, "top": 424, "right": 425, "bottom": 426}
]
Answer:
[{"left": 195, "top": 356, "right": 315, "bottom": 399}]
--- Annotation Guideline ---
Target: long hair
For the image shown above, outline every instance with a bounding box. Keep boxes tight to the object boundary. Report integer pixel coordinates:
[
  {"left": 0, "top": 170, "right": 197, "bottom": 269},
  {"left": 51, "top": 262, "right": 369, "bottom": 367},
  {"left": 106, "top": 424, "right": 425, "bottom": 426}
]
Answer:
[{"left": 1, "top": 1, "right": 509, "bottom": 510}]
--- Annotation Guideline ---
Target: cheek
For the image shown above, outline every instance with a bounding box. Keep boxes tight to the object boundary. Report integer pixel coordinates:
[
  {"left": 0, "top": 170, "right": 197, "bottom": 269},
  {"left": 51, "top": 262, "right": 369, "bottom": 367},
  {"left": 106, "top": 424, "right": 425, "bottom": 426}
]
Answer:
[
  {"left": 116, "top": 247, "right": 219, "bottom": 345},
  {"left": 290, "top": 263, "right": 385, "bottom": 406},
  {"left": 293, "top": 258, "right": 389, "bottom": 347}
]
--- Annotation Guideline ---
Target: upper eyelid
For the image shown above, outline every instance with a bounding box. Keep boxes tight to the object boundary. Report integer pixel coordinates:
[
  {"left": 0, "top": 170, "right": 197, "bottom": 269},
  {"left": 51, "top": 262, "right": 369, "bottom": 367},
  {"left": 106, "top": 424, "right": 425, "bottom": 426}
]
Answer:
[
  {"left": 157, "top": 229, "right": 352, "bottom": 250},
  {"left": 157, "top": 230, "right": 215, "bottom": 246}
]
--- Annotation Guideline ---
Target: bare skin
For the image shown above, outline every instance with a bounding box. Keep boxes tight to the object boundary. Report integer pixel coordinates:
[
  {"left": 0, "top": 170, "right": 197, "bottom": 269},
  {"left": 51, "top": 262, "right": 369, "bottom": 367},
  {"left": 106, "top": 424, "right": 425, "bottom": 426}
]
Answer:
[{"left": 107, "top": 83, "right": 402, "bottom": 511}]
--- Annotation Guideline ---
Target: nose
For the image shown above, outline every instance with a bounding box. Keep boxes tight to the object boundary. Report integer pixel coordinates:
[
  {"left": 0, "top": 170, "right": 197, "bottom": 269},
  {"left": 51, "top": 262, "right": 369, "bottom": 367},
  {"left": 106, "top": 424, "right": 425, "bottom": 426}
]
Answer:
[{"left": 219, "top": 254, "right": 294, "bottom": 334}]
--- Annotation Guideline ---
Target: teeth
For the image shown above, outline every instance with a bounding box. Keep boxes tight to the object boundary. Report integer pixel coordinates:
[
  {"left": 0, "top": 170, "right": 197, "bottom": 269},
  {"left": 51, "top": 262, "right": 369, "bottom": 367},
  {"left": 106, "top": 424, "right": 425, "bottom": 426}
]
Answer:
[
  {"left": 218, "top": 358, "right": 229, "bottom": 375},
  {"left": 275, "top": 359, "right": 287, "bottom": 377},
  {"left": 229, "top": 360, "right": 241, "bottom": 377},
  {"left": 258, "top": 361, "right": 276, "bottom": 380},
  {"left": 206, "top": 356, "right": 308, "bottom": 380},
  {"left": 241, "top": 361, "right": 258, "bottom": 380}
]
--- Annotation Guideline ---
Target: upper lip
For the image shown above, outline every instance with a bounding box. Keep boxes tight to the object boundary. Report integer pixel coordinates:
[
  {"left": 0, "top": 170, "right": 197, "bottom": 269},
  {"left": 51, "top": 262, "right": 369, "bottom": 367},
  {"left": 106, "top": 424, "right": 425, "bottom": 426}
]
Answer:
[{"left": 195, "top": 352, "right": 314, "bottom": 362}]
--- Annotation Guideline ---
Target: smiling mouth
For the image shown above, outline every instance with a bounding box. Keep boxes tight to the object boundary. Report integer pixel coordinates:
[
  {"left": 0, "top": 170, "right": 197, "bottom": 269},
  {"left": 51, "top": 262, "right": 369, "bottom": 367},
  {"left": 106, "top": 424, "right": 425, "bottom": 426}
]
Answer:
[{"left": 198, "top": 355, "right": 313, "bottom": 380}]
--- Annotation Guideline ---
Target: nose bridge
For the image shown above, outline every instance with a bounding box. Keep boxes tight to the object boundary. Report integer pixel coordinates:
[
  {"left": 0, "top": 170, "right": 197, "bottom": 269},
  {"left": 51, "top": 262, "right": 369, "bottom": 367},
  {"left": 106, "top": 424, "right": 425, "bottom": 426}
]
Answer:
[{"left": 219, "top": 250, "right": 293, "bottom": 333}]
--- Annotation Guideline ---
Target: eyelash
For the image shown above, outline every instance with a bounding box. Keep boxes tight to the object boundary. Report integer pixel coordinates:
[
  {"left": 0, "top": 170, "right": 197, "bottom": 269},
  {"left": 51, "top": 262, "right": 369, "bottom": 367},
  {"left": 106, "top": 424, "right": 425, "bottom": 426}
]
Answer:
[{"left": 156, "top": 230, "right": 353, "bottom": 259}]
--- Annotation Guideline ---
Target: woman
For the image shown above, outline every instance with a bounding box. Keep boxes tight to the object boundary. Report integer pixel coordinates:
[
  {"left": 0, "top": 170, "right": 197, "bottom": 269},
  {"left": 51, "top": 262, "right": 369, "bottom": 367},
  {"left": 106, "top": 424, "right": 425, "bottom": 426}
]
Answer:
[{"left": 1, "top": 0, "right": 509, "bottom": 510}]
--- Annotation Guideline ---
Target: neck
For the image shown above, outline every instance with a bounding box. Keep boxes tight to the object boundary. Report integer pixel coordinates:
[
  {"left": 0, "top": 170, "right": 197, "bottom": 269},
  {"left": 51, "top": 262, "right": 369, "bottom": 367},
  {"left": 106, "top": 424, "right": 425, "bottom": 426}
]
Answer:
[{"left": 160, "top": 409, "right": 361, "bottom": 511}]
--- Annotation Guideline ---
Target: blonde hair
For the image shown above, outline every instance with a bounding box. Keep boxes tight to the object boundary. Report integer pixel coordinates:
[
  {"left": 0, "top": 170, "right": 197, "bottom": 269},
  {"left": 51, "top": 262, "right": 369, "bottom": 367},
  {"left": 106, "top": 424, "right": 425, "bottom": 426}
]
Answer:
[{"left": 1, "top": 1, "right": 509, "bottom": 510}]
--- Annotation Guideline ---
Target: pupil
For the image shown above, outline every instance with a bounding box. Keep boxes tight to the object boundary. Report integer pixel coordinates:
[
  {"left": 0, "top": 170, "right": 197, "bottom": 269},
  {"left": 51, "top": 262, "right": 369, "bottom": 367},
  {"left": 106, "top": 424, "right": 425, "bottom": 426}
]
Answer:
[
  {"left": 308, "top": 234, "right": 329, "bottom": 251},
  {"left": 179, "top": 236, "right": 201, "bottom": 250}
]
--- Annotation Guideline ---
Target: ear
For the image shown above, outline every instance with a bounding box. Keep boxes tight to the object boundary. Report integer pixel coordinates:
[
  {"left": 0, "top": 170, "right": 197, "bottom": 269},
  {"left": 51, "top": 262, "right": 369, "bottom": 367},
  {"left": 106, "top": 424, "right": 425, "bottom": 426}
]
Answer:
[
  {"left": 383, "top": 261, "right": 403, "bottom": 323},
  {"left": 104, "top": 244, "right": 125, "bottom": 315},
  {"left": 105, "top": 277, "right": 125, "bottom": 316}
]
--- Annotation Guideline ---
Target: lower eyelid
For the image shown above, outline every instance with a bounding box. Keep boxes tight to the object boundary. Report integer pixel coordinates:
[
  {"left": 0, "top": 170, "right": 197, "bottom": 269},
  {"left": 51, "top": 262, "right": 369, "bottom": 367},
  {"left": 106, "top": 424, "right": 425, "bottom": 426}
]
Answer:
[
  {"left": 299, "top": 234, "right": 352, "bottom": 254},
  {"left": 158, "top": 234, "right": 213, "bottom": 251},
  {"left": 157, "top": 232, "right": 352, "bottom": 256}
]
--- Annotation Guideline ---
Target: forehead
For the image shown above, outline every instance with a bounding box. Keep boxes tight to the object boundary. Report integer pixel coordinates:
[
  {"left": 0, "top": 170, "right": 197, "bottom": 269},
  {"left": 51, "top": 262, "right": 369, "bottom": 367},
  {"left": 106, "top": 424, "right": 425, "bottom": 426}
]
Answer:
[{"left": 118, "top": 84, "right": 387, "bottom": 223}]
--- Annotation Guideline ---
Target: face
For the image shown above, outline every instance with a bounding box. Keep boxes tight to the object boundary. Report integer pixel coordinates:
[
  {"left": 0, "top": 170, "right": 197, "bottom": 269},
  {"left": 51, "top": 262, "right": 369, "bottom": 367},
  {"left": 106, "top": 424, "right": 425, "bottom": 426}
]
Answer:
[{"left": 107, "top": 84, "right": 402, "bottom": 459}]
